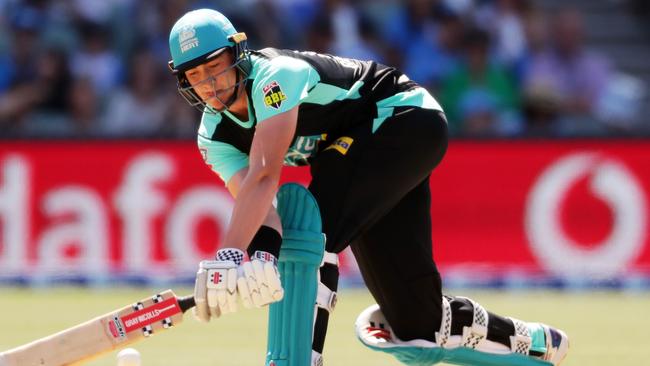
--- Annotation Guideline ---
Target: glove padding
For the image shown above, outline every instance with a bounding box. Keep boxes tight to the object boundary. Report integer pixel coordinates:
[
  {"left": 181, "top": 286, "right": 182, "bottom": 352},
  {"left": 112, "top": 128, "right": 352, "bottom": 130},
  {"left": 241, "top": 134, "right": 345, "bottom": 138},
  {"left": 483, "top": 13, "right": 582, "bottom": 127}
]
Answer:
[
  {"left": 193, "top": 248, "right": 283, "bottom": 322},
  {"left": 237, "top": 251, "right": 284, "bottom": 308},
  {"left": 193, "top": 258, "right": 239, "bottom": 322}
]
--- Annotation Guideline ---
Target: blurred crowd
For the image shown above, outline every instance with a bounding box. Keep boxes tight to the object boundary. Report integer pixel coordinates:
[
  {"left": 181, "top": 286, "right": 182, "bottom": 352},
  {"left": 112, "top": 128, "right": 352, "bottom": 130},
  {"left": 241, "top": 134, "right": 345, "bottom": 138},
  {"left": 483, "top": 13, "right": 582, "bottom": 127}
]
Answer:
[{"left": 0, "top": 0, "right": 647, "bottom": 139}]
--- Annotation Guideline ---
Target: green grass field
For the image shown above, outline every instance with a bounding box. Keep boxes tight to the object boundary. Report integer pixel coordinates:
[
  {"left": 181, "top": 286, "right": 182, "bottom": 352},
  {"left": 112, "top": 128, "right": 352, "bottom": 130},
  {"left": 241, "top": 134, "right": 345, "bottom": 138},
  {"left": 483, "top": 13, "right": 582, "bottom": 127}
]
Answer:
[{"left": 1, "top": 288, "right": 649, "bottom": 366}]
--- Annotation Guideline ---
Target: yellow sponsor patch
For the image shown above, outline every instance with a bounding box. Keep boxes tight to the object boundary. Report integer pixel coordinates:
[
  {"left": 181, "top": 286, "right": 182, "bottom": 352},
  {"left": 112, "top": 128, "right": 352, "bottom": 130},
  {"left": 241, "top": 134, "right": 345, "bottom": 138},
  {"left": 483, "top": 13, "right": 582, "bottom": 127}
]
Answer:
[{"left": 325, "top": 136, "right": 353, "bottom": 155}]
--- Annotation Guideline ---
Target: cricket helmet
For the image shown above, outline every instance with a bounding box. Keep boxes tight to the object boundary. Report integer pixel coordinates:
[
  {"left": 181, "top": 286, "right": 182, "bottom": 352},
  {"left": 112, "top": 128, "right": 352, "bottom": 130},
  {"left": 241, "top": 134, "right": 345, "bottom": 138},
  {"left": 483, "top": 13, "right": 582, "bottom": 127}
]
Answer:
[{"left": 168, "top": 9, "right": 251, "bottom": 113}]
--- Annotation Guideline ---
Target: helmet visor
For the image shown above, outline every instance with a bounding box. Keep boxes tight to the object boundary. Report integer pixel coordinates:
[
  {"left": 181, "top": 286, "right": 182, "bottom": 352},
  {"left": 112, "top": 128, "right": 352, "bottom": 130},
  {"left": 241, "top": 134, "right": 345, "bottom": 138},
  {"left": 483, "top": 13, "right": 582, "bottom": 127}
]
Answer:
[{"left": 176, "top": 47, "right": 250, "bottom": 114}]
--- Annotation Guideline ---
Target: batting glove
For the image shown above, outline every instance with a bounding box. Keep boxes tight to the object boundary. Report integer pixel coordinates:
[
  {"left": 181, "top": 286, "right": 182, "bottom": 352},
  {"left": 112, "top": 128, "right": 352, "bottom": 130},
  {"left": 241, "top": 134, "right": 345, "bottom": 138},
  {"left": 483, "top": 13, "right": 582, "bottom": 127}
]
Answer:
[
  {"left": 237, "top": 250, "right": 284, "bottom": 308},
  {"left": 193, "top": 248, "right": 243, "bottom": 322}
]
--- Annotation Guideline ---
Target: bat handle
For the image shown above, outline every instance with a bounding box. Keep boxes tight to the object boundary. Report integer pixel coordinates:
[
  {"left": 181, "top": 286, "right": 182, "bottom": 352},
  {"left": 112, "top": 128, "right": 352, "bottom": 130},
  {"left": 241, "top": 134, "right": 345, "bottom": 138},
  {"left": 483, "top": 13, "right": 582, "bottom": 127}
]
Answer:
[{"left": 178, "top": 296, "right": 196, "bottom": 312}]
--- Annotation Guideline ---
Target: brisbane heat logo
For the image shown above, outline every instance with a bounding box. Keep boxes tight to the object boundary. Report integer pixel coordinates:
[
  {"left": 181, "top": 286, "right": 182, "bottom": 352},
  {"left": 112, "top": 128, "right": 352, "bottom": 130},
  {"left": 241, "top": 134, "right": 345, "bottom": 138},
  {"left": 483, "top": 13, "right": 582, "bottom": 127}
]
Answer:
[
  {"left": 525, "top": 153, "right": 647, "bottom": 279},
  {"left": 178, "top": 24, "right": 198, "bottom": 53}
]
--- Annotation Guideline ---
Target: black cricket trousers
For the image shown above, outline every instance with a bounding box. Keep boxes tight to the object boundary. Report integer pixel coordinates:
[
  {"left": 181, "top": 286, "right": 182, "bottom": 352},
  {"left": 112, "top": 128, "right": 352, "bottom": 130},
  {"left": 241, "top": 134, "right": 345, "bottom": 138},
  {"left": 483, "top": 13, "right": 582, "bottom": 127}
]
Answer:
[{"left": 308, "top": 105, "right": 448, "bottom": 344}]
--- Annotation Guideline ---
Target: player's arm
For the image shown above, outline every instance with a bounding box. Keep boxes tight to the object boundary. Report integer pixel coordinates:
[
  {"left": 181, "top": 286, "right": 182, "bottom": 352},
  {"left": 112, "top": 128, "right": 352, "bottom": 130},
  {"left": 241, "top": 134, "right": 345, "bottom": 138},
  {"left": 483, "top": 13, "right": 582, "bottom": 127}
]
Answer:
[
  {"left": 221, "top": 57, "right": 311, "bottom": 250},
  {"left": 193, "top": 108, "right": 296, "bottom": 322},
  {"left": 225, "top": 168, "right": 282, "bottom": 236},
  {"left": 221, "top": 106, "right": 297, "bottom": 251},
  {"left": 194, "top": 57, "right": 310, "bottom": 321}
]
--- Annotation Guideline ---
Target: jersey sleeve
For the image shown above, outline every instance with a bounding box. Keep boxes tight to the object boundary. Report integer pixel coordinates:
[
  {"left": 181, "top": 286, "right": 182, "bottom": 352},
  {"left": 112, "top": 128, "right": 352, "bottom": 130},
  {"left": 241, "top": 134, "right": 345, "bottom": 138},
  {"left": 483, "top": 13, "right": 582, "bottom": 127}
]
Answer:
[
  {"left": 251, "top": 56, "right": 316, "bottom": 123},
  {"left": 197, "top": 134, "right": 249, "bottom": 184}
]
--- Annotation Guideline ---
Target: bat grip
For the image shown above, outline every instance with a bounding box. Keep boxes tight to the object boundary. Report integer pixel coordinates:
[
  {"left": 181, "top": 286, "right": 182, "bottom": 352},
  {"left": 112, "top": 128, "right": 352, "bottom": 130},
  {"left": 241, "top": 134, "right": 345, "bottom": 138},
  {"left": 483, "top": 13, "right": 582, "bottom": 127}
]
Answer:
[{"left": 178, "top": 296, "right": 196, "bottom": 312}]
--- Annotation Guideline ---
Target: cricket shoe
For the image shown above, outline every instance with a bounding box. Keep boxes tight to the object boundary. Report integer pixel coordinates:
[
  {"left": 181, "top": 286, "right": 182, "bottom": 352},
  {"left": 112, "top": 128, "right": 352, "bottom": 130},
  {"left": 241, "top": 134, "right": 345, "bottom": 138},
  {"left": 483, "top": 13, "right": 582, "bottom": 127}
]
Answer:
[{"left": 541, "top": 325, "right": 569, "bottom": 365}]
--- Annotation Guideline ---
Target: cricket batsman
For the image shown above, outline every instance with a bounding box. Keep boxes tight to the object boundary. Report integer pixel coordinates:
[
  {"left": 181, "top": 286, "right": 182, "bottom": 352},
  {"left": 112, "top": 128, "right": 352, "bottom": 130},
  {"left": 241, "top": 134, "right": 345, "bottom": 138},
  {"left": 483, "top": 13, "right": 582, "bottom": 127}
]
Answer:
[{"left": 167, "top": 8, "right": 569, "bottom": 366}]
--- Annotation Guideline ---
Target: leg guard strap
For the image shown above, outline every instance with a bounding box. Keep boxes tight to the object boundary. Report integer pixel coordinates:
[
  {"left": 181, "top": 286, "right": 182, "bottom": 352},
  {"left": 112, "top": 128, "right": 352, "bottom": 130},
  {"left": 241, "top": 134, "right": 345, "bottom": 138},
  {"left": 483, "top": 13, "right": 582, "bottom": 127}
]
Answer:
[
  {"left": 311, "top": 351, "right": 323, "bottom": 366},
  {"left": 316, "top": 252, "right": 338, "bottom": 314},
  {"left": 311, "top": 252, "right": 339, "bottom": 363},
  {"left": 321, "top": 251, "right": 339, "bottom": 267},
  {"left": 457, "top": 296, "right": 489, "bottom": 349},
  {"left": 510, "top": 317, "right": 533, "bottom": 355},
  {"left": 317, "top": 282, "right": 337, "bottom": 313},
  {"left": 435, "top": 296, "right": 452, "bottom": 347}
]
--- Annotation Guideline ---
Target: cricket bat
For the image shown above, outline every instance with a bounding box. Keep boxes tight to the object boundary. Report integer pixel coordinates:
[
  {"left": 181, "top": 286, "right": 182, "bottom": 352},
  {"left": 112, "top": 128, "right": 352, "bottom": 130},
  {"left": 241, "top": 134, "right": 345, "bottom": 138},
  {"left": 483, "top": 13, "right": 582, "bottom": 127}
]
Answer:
[{"left": 0, "top": 290, "right": 195, "bottom": 366}]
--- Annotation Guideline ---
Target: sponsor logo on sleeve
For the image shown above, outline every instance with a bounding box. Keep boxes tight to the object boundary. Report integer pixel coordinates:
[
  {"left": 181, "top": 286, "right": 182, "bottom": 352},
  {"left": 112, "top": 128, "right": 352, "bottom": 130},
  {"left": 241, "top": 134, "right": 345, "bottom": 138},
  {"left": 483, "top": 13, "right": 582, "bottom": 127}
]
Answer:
[
  {"left": 262, "top": 81, "right": 287, "bottom": 109},
  {"left": 325, "top": 136, "right": 353, "bottom": 155},
  {"left": 284, "top": 134, "right": 326, "bottom": 166}
]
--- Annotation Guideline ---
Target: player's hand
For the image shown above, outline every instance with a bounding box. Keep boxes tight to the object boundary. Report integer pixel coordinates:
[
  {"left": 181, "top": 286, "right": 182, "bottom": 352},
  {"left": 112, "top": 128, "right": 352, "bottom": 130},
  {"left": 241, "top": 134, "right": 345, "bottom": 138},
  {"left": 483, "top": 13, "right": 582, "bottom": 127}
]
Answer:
[
  {"left": 192, "top": 248, "right": 243, "bottom": 322},
  {"left": 237, "top": 250, "right": 284, "bottom": 308}
]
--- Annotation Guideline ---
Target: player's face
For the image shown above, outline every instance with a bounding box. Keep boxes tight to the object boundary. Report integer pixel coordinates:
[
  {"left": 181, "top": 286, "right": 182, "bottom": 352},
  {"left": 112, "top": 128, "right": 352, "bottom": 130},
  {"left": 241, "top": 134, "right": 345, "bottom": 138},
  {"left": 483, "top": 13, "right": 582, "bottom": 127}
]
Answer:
[{"left": 184, "top": 51, "right": 239, "bottom": 111}]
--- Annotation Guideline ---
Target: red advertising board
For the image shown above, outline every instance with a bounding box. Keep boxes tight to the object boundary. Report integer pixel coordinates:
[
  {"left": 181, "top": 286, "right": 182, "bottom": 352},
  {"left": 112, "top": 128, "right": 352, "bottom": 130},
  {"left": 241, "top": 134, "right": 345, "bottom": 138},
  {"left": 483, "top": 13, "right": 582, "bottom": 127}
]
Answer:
[
  {"left": 0, "top": 140, "right": 648, "bottom": 285},
  {"left": 431, "top": 140, "right": 650, "bottom": 283}
]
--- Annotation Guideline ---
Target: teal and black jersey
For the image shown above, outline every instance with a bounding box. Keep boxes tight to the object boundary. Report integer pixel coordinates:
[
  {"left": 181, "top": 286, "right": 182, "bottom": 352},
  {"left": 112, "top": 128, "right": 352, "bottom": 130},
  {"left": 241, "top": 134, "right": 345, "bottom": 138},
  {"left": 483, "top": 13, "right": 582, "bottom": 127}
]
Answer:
[{"left": 197, "top": 48, "right": 442, "bottom": 183}]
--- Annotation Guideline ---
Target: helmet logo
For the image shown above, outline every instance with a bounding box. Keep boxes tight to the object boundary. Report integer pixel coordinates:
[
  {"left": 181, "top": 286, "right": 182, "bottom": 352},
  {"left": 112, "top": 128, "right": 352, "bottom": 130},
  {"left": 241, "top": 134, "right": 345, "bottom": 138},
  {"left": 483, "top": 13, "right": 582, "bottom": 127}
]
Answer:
[{"left": 179, "top": 24, "right": 199, "bottom": 53}]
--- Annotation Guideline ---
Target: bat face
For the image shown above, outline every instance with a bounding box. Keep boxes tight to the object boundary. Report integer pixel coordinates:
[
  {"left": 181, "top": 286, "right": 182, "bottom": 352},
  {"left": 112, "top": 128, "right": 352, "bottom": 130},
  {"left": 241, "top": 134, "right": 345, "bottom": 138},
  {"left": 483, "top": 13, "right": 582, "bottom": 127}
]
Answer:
[{"left": 0, "top": 290, "right": 193, "bottom": 366}]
